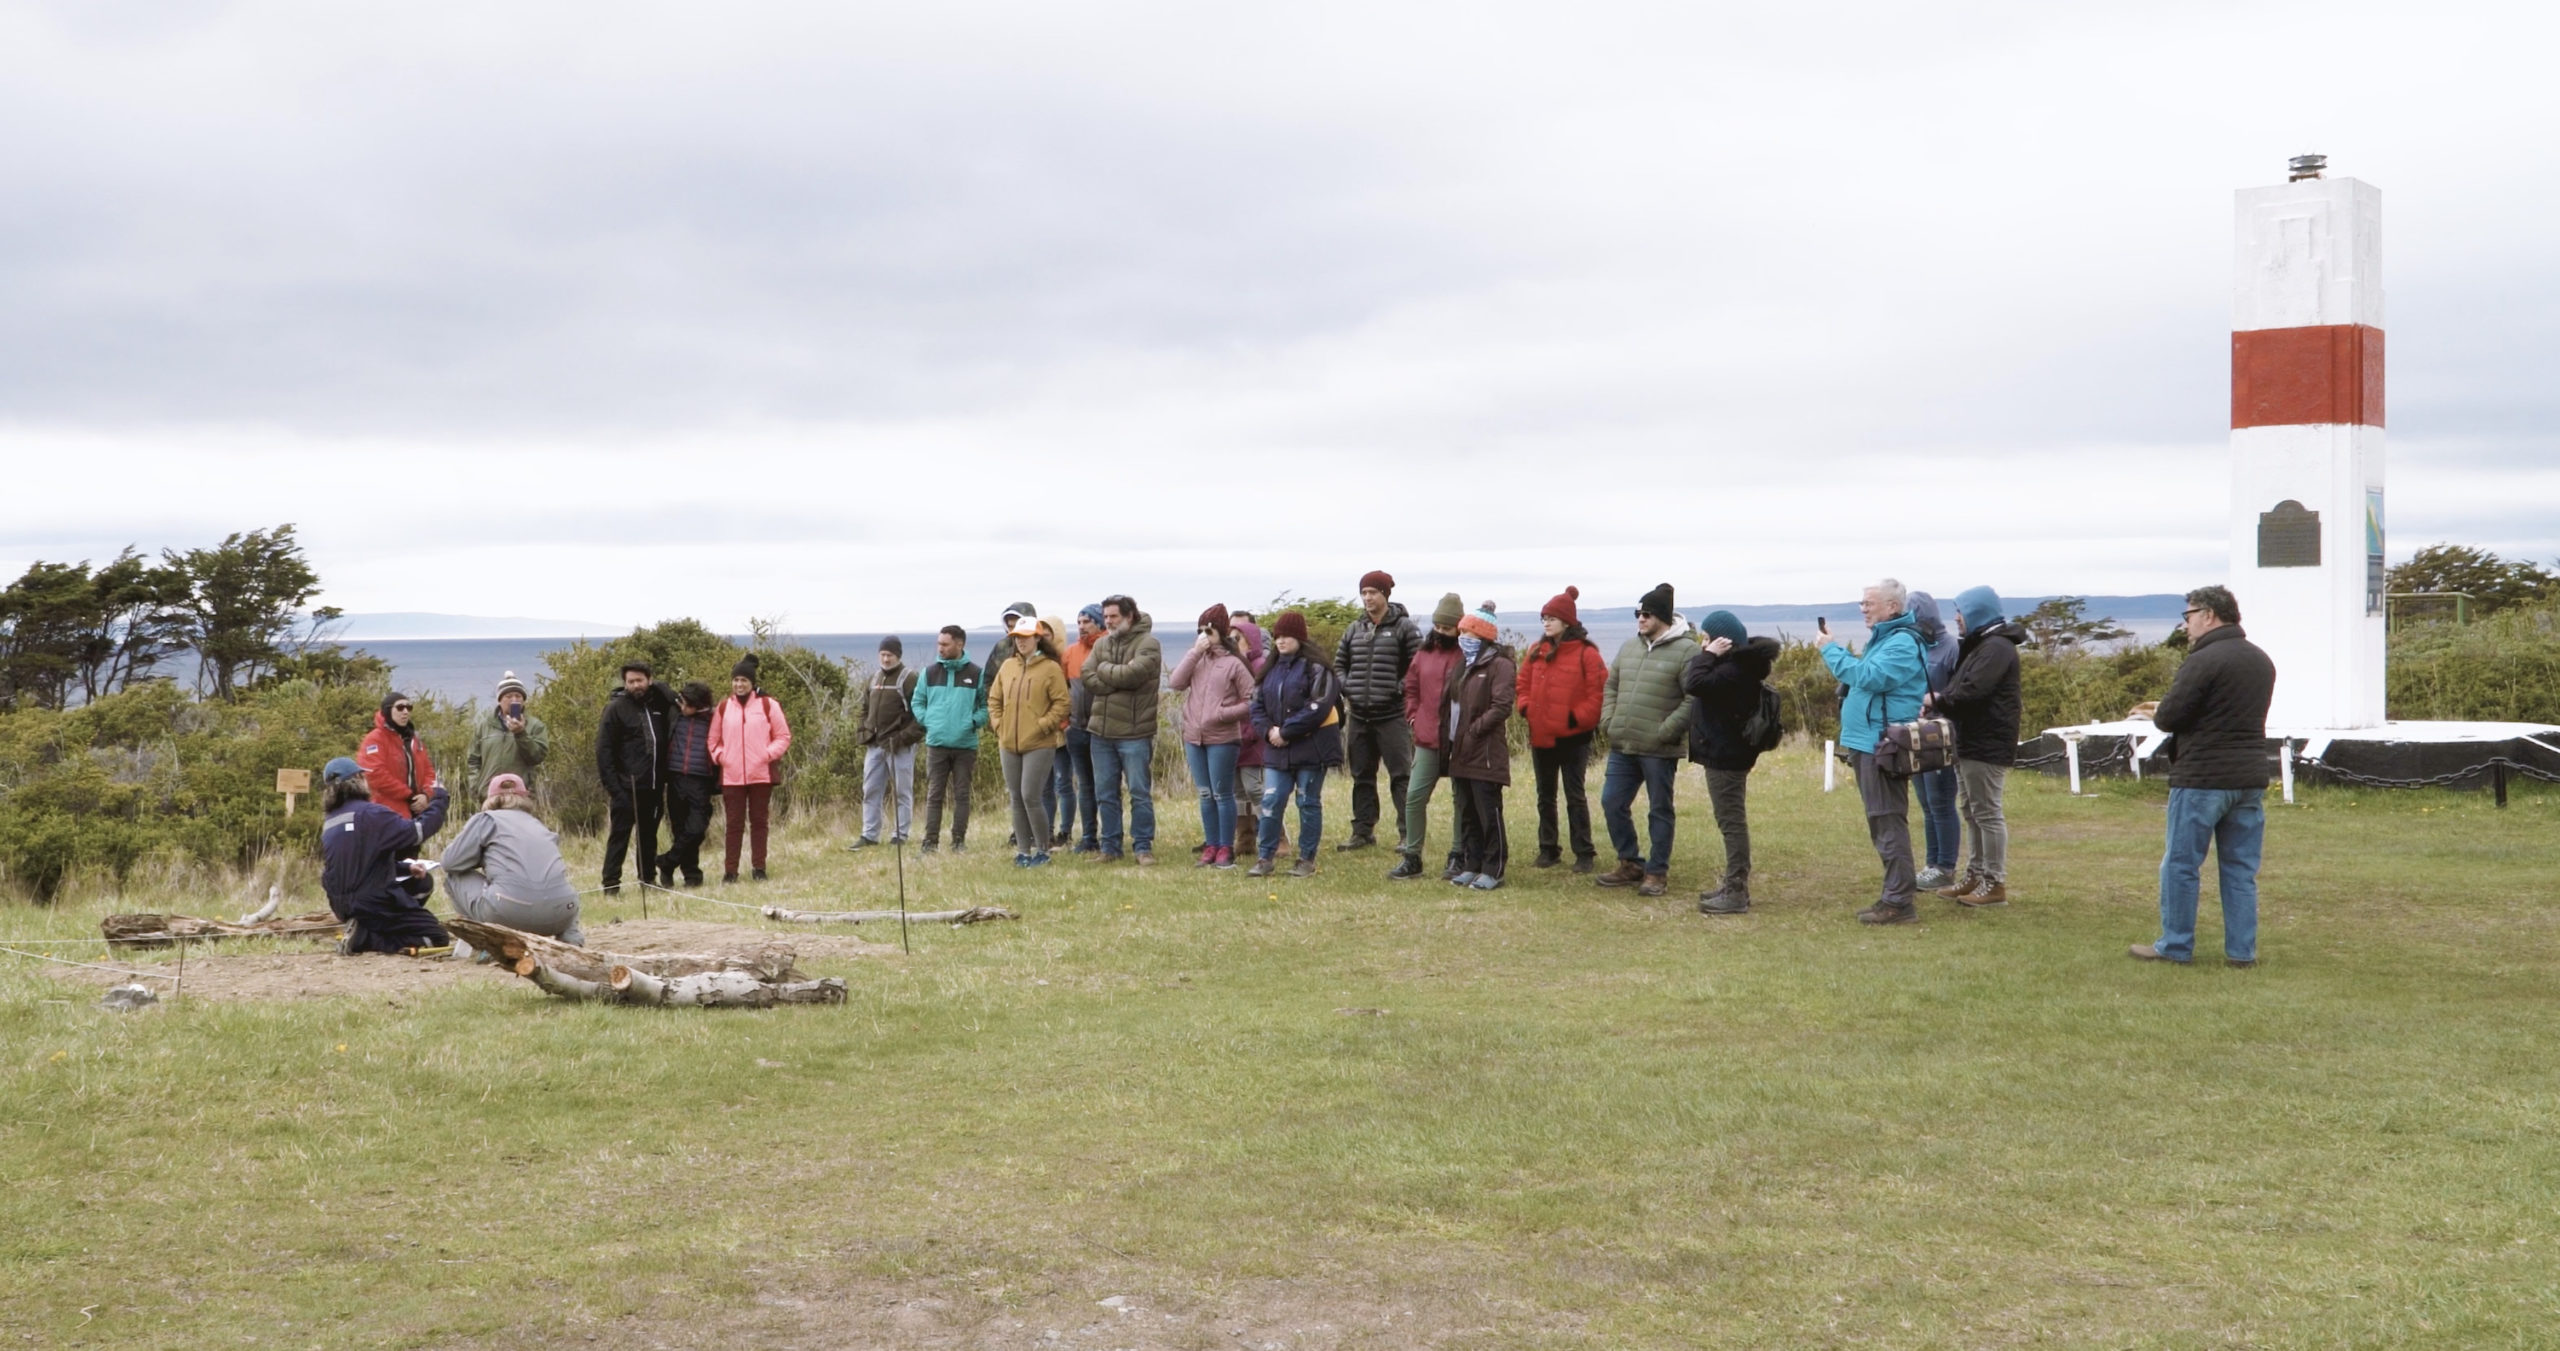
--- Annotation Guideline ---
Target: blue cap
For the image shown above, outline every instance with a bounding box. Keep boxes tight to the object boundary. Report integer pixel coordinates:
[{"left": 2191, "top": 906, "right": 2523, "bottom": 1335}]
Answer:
[
  {"left": 1078, "top": 602, "right": 1107, "bottom": 626},
  {"left": 323, "top": 757, "right": 362, "bottom": 783}
]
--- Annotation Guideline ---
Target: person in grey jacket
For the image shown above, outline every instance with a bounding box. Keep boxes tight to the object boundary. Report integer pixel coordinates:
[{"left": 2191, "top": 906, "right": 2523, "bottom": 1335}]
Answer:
[{"left": 441, "top": 774, "right": 583, "bottom": 954}]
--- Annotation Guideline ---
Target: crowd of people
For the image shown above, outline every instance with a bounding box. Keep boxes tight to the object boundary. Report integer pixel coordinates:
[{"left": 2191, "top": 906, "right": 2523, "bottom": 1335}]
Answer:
[{"left": 310, "top": 573, "right": 2277, "bottom": 967}]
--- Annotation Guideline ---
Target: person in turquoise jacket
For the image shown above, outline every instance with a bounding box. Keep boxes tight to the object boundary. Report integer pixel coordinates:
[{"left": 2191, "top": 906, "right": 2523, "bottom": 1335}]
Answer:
[
  {"left": 908, "top": 625, "right": 989, "bottom": 853},
  {"left": 1819, "top": 580, "right": 1931, "bottom": 925}
]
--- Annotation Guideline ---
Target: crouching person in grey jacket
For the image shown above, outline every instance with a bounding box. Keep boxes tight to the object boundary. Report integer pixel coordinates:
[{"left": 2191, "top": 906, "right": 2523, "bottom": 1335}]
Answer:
[{"left": 443, "top": 773, "right": 585, "bottom": 952}]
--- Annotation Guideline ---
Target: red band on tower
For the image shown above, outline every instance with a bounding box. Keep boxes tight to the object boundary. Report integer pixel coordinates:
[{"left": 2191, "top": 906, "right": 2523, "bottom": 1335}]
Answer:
[{"left": 2231, "top": 324, "right": 2384, "bottom": 429}]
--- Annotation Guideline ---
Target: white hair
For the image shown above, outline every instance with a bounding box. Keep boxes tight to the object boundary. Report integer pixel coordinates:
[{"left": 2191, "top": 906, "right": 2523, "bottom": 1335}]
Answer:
[{"left": 1868, "top": 578, "right": 1908, "bottom": 616}]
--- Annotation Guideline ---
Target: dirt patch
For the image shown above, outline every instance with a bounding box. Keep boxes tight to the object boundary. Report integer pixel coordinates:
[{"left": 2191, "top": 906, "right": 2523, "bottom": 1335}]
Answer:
[{"left": 50, "top": 918, "right": 895, "bottom": 1004}]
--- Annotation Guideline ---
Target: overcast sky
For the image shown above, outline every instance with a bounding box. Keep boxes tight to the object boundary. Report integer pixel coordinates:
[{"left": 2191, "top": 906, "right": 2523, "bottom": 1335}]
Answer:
[{"left": 3, "top": 1, "right": 2554, "bottom": 632}]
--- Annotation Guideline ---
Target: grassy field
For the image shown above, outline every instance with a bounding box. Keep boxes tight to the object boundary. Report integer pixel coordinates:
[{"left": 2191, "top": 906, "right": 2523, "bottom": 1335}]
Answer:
[{"left": 3, "top": 745, "right": 2556, "bottom": 1349}]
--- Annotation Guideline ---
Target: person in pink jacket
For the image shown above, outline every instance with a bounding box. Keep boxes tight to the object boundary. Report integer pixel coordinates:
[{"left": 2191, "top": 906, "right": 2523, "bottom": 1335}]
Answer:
[
  {"left": 707, "top": 654, "right": 794, "bottom": 881},
  {"left": 1170, "top": 604, "right": 1257, "bottom": 869}
]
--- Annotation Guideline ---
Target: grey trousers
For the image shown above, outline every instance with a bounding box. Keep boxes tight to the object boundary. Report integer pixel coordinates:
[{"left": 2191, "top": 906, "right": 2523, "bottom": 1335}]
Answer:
[
  {"left": 1002, "top": 747, "right": 1056, "bottom": 857},
  {"left": 447, "top": 873, "right": 584, "bottom": 946},
  {"left": 1850, "top": 750, "right": 1917, "bottom": 908},
  {"left": 1957, "top": 759, "right": 2009, "bottom": 883},
  {"left": 863, "top": 744, "right": 917, "bottom": 843},
  {"left": 1704, "top": 767, "right": 1751, "bottom": 895}
]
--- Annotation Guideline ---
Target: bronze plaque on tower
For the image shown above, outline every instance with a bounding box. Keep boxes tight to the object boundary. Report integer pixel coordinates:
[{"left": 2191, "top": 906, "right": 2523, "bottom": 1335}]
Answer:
[{"left": 2258, "top": 500, "right": 2321, "bottom": 568}]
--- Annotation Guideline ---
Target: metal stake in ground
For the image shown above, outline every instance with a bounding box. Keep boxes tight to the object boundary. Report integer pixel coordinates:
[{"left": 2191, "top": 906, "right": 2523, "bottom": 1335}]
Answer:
[{"left": 896, "top": 837, "right": 911, "bottom": 954}]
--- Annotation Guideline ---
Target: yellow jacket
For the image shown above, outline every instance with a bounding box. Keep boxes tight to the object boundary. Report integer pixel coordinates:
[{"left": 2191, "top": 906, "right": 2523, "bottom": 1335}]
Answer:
[{"left": 987, "top": 646, "right": 1070, "bottom": 753}]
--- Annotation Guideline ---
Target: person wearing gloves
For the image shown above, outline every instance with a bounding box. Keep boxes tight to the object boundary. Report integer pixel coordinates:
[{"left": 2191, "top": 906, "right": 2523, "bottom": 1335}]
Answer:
[
  {"left": 1171, "top": 603, "right": 1257, "bottom": 869},
  {"left": 1388, "top": 593, "right": 1468, "bottom": 881},
  {"left": 1516, "top": 586, "right": 1606, "bottom": 872},
  {"left": 441, "top": 773, "right": 583, "bottom": 954},
  {"left": 318, "top": 756, "right": 451, "bottom": 956},
  {"left": 1682, "top": 610, "right": 1783, "bottom": 914},
  {"left": 1933, "top": 587, "right": 2026, "bottom": 908},
  {"left": 1443, "top": 602, "right": 1518, "bottom": 890},
  {"left": 1907, "top": 592, "right": 1964, "bottom": 891},
  {"left": 708, "top": 654, "right": 793, "bottom": 882},
  {"left": 854, "top": 636, "right": 925, "bottom": 848},
  {"left": 1247, "top": 611, "right": 1343, "bottom": 879},
  {"left": 1819, "top": 578, "right": 1931, "bottom": 925},
  {"left": 1598, "top": 583, "right": 1696, "bottom": 898},
  {"left": 357, "top": 691, "right": 437, "bottom": 820},
  {"left": 986, "top": 615, "right": 1070, "bottom": 868},
  {"left": 910, "top": 625, "right": 987, "bottom": 854},
  {"left": 464, "top": 672, "right": 548, "bottom": 800}
]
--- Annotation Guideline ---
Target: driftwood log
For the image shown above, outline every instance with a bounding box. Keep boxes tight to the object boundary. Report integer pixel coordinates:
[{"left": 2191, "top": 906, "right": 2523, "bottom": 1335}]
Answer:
[
  {"left": 442, "top": 917, "right": 802, "bottom": 983},
  {"left": 102, "top": 910, "right": 344, "bottom": 949},
  {"left": 759, "top": 905, "right": 1017, "bottom": 926},
  {"left": 609, "top": 965, "right": 846, "bottom": 1007}
]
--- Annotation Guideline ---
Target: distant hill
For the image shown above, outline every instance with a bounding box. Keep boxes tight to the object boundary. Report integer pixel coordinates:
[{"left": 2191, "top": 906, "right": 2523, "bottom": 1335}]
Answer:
[{"left": 334, "top": 612, "right": 625, "bottom": 640}]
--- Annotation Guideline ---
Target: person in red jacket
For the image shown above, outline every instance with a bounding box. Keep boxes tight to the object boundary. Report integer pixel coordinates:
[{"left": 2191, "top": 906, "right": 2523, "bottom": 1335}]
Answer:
[
  {"left": 1516, "top": 587, "right": 1607, "bottom": 871},
  {"left": 356, "top": 691, "right": 437, "bottom": 820},
  {"left": 708, "top": 655, "right": 794, "bottom": 881},
  {"left": 1387, "top": 593, "right": 1468, "bottom": 881}
]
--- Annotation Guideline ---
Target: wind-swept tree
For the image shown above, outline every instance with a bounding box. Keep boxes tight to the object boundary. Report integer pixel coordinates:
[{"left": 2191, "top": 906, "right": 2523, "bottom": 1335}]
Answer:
[{"left": 165, "top": 525, "right": 330, "bottom": 699}]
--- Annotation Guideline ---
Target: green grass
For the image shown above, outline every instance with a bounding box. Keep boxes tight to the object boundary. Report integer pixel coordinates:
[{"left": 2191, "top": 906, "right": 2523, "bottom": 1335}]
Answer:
[{"left": 4, "top": 746, "right": 2558, "bottom": 1348}]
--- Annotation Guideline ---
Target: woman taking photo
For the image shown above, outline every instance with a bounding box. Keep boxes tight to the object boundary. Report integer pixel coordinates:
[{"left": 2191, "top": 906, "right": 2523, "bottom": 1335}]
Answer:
[
  {"left": 1170, "top": 604, "right": 1255, "bottom": 869},
  {"left": 1247, "top": 611, "right": 1343, "bottom": 879},
  {"left": 708, "top": 654, "right": 793, "bottom": 882},
  {"left": 987, "top": 614, "right": 1071, "bottom": 868}
]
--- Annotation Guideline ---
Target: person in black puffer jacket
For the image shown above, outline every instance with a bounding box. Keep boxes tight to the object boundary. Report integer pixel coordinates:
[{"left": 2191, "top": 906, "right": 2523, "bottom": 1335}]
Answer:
[
  {"left": 1680, "top": 611, "right": 1779, "bottom": 913},
  {"left": 2132, "top": 584, "right": 2277, "bottom": 968},
  {"left": 1931, "top": 586, "right": 2024, "bottom": 906},
  {"left": 595, "top": 660, "right": 674, "bottom": 893},
  {"left": 1332, "top": 570, "right": 1420, "bottom": 852}
]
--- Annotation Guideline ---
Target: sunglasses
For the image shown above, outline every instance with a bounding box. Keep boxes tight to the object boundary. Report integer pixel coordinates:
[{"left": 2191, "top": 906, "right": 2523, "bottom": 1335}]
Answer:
[
  {"left": 2181, "top": 608, "right": 2204, "bottom": 620},
  {"left": 391, "top": 703, "right": 413, "bottom": 711}
]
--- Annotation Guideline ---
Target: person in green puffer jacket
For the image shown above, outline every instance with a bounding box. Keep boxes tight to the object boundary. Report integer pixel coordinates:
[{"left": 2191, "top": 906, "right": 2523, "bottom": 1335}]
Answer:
[
  {"left": 1596, "top": 583, "right": 1698, "bottom": 896},
  {"left": 1081, "top": 596, "right": 1164, "bottom": 863}
]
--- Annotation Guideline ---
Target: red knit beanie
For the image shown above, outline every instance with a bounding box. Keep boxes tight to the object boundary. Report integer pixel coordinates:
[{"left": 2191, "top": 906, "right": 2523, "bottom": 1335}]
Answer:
[
  {"left": 1541, "top": 586, "right": 1580, "bottom": 625},
  {"left": 1273, "top": 610, "right": 1310, "bottom": 644},
  {"left": 1359, "top": 570, "right": 1394, "bottom": 596},
  {"left": 1197, "top": 603, "right": 1231, "bottom": 640}
]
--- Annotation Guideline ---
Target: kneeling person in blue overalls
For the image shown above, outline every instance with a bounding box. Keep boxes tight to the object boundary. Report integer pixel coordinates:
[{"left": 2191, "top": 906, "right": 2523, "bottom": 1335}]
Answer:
[{"left": 320, "top": 755, "right": 452, "bottom": 955}]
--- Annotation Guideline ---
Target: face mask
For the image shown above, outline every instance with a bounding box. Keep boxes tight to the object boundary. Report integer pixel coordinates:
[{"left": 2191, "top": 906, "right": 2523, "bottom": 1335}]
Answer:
[{"left": 1459, "top": 635, "right": 1485, "bottom": 662}]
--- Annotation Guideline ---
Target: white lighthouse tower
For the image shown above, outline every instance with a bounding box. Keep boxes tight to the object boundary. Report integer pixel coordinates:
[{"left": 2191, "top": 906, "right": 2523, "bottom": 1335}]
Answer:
[{"left": 2229, "top": 155, "right": 2386, "bottom": 731}]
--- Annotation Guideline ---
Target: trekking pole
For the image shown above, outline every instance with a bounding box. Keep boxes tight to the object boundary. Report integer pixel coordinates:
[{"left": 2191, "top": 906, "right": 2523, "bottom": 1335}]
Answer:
[{"left": 896, "top": 837, "right": 911, "bottom": 954}]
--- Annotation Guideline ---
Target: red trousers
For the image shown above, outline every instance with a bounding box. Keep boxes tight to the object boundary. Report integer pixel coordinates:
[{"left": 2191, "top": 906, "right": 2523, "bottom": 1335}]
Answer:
[{"left": 722, "top": 782, "right": 773, "bottom": 875}]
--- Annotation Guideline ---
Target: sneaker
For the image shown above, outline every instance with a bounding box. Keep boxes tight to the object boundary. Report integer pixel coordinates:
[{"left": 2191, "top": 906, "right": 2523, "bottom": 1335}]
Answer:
[
  {"left": 1914, "top": 867, "right": 1953, "bottom": 891},
  {"left": 1211, "top": 848, "right": 1237, "bottom": 870},
  {"left": 1386, "top": 856, "right": 1424, "bottom": 881},
  {"left": 1469, "top": 873, "right": 1503, "bottom": 890},
  {"left": 1572, "top": 856, "right": 1596, "bottom": 875},
  {"left": 1135, "top": 851, "right": 1156, "bottom": 867},
  {"left": 1288, "top": 857, "right": 1318, "bottom": 879},
  {"left": 2128, "top": 943, "right": 2186, "bottom": 962},
  {"left": 1093, "top": 851, "right": 1122, "bottom": 865},
  {"left": 1699, "top": 890, "right": 1751, "bottom": 915},
  {"left": 1012, "top": 853, "right": 1031, "bottom": 868},
  {"left": 1933, "top": 873, "right": 1981, "bottom": 900},
  {"left": 1636, "top": 873, "right": 1668, "bottom": 898},
  {"left": 1595, "top": 860, "right": 1646, "bottom": 888},
  {"left": 1246, "top": 856, "right": 1276, "bottom": 878},
  {"left": 1956, "top": 881, "right": 2008, "bottom": 908},
  {"left": 1531, "top": 851, "right": 1562, "bottom": 869},
  {"left": 848, "top": 837, "right": 879, "bottom": 851},
  {"left": 1024, "top": 853, "right": 1052, "bottom": 868},
  {"left": 1858, "top": 901, "right": 1917, "bottom": 926},
  {"left": 2225, "top": 957, "right": 2257, "bottom": 968},
  {"left": 1451, "top": 872, "right": 1480, "bottom": 887},
  {"left": 1335, "top": 836, "right": 1376, "bottom": 852},
  {"left": 950, "top": 843, "right": 968, "bottom": 855},
  {"left": 919, "top": 842, "right": 940, "bottom": 856}
]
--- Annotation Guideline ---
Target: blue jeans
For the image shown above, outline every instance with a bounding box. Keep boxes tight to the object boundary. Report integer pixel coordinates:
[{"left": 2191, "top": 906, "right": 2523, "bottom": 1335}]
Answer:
[
  {"left": 1185, "top": 741, "right": 1241, "bottom": 850},
  {"left": 1916, "top": 766, "right": 1960, "bottom": 870},
  {"left": 2156, "top": 787, "right": 2264, "bottom": 963},
  {"left": 1091, "top": 735, "right": 1156, "bottom": 856},
  {"left": 1600, "top": 751, "right": 1678, "bottom": 875},
  {"left": 1260, "top": 766, "right": 1327, "bottom": 861}
]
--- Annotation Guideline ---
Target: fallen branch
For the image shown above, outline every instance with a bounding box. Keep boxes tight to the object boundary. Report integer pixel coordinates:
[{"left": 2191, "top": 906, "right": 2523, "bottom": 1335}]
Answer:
[
  {"left": 103, "top": 910, "right": 343, "bottom": 949},
  {"left": 759, "top": 905, "right": 1017, "bottom": 926},
  {"left": 443, "top": 917, "right": 802, "bottom": 984},
  {"left": 522, "top": 960, "right": 846, "bottom": 1007},
  {"left": 528, "top": 962, "right": 612, "bottom": 1002},
  {"left": 238, "top": 886, "right": 282, "bottom": 925}
]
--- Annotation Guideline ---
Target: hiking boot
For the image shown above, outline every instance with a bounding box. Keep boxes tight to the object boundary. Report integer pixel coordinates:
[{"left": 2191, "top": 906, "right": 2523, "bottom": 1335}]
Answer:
[
  {"left": 1595, "top": 860, "right": 1646, "bottom": 888},
  {"left": 1572, "top": 856, "right": 1596, "bottom": 875},
  {"left": 1234, "top": 816, "right": 1258, "bottom": 858},
  {"left": 1386, "top": 855, "right": 1424, "bottom": 881},
  {"left": 1053, "top": 830, "right": 1073, "bottom": 849},
  {"left": 1092, "top": 851, "right": 1122, "bottom": 865},
  {"left": 1288, "top": 856, "right": 1318, "bottom": 879},
  {"left": 1246, "top": 855, "right": 1276, "bottom": 878},
  {"left": 1934, "top": 873, "right": 1981, "bottom": 900},
  {"left": 2128, "top": 943, "right": 2185, "bottom": 963},
  {"left": 1636, "top": 873, "right": 1668, "bottom": 898},
  {"left": 752, "top": 868, "right": 768, "bottom": 881},
  {"left": 2225, "top": 957, "right": 2257, "bottom": 969},
  {"left": 1135, "top": 851, "right": 1157, "bottom": 867},
  {"left": 1531, "top": 850, "right": 1562, "bottom": 869},
  {"left": 1956, "top": 881, "right": 2009, "bottom": 908},
  {"left": 1858, "top": 901, "right": 1917, "bottom": 926},
  {"left": 1335, "top": 836, "right": 1376, "bottom": 852},
  {"left": 1699, "top": 889, "right": 1752, "bottom": 915},
  {"left": 919, "top": 842, "right": 939, "bottom": 856},
  {"left": 1440, "top": 862, "right": 1462, "bottom": 882},
  {"left": 848, "top": 837, "right": 879, "bottom": 851},
  {"left": 683, "top": 870, "right": 704, "bottom": 887},
  {"left": 721, "top": 872, "right": 739, "bottom": 884}
]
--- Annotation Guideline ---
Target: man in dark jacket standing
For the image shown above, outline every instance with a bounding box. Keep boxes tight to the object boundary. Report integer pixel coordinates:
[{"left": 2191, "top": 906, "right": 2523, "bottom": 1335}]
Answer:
[
  {"left": 1333, "top": 570, "right": 1420, "bottom": 852},
  {"left": 596, "top": 660, "right": 673, "bottom": 894},
  {"left": 1933, "top": 587, "right": 2024, "bottom": 908},
  {"left": 1084, "top": 595, "right": 1163, "bottom": 864},
  {"left": 2133, "top": 585, "right": 2276, "bottom": 967},
  {"left": 856, "top": 636, "right": 926, "bottom": 848},
  {"left": 1681, "top": 610, "right": 1780, "bottom": 914}
]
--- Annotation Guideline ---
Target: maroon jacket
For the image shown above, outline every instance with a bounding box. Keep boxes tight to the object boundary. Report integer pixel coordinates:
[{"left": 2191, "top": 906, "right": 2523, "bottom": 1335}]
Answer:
[{"left": 1402, "top": 642, "right": 1466, "bottom": 751}]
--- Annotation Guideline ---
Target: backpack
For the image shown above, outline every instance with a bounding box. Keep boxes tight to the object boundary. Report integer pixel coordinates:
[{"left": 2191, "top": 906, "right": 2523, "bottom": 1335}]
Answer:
[{"left": 1740, "top": 683, "right": 1785, "bottom": 753}]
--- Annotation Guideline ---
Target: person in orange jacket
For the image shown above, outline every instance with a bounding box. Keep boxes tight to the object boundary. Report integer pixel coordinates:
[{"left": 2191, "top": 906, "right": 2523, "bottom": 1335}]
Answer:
[
  {"left": 356, "top": 691, "right": 437, "bottom": 820},
  {"left": 1515, "top": 587, "right": 1607, "bottom": 870},
  {"left": 707, "top": 655, "right": 793, "bottom": 881}
]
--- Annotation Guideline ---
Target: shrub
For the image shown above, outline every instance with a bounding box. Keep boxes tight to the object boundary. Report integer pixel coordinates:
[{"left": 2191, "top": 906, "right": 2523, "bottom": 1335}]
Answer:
[{"left": 2387, "top": 598, "right": 2560, "bottom": 723}]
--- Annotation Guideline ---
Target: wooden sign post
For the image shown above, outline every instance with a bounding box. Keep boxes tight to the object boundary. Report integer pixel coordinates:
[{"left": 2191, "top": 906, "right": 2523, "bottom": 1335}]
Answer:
[{"left": 276, "top": 767, "right": 312, "bottom": 817}]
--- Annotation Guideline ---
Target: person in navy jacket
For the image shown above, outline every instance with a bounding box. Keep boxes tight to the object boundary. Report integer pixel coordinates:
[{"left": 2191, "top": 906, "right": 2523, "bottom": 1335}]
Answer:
[{"left": 320, "top": 756, "right": 452, "bottom": 955}]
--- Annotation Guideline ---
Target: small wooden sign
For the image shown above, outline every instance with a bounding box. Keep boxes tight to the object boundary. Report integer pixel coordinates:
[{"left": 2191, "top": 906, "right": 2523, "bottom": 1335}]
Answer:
[{"left": 277, "top": 767, "right": 312, "bottom": 817}]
